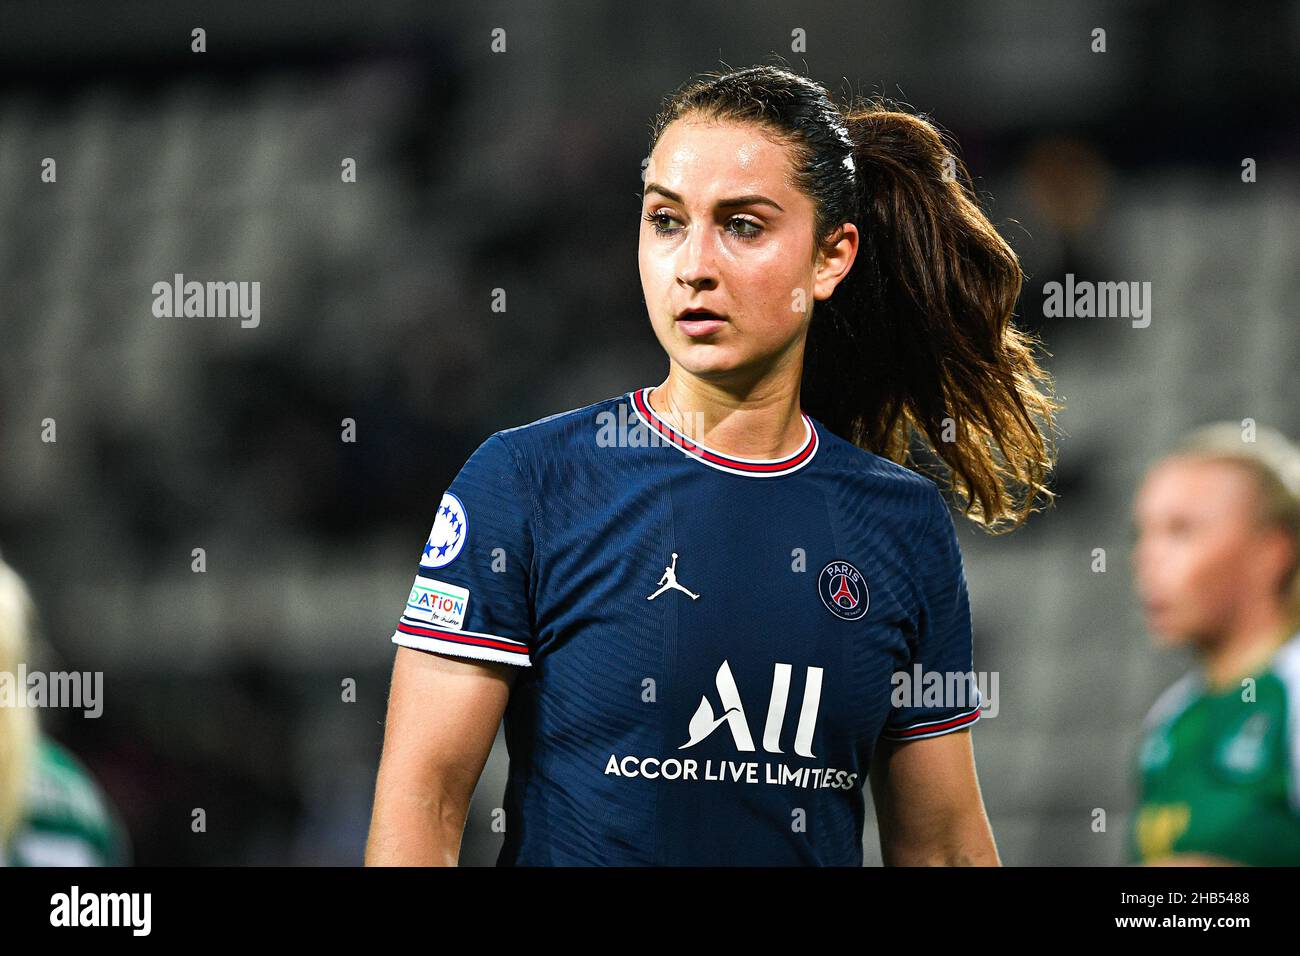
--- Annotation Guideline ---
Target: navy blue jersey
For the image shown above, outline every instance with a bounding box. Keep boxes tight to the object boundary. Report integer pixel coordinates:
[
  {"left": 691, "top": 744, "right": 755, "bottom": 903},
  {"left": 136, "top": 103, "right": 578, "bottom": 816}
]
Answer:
[{"left": 391, "top": 386, "right": 983, "bottom": 865}]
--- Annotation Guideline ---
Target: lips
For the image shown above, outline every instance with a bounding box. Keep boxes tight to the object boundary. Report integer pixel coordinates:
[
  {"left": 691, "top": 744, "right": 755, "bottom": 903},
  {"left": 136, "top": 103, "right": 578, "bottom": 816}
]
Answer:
[
  {"left": 675, "top": 310, "right": 726, "bottom": 337},
  {"left": 676, "top": 306, "right": 724, "bottom": 319}
]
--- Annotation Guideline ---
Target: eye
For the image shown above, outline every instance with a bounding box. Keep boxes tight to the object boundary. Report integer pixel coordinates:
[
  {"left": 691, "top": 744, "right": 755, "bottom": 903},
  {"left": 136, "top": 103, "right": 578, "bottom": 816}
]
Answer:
[
  {"left": 727, "top": 216, "right": 763, "bottom": 240},
  {"left": 643, "top": 210, "right": 680, "bottom": 236}
]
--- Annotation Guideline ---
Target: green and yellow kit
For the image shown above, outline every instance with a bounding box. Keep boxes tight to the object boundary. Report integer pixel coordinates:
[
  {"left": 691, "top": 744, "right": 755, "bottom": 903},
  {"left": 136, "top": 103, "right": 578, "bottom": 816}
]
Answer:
[{"left": 1131, "top": 632, "right": 1300, "bottom": 865}]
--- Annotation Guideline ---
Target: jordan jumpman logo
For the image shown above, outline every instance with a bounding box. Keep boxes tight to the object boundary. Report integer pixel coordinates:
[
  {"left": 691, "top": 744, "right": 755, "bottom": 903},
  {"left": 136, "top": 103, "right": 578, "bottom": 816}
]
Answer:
[{"left": 647, "top": 552, "right": 700, "bottom": 600}]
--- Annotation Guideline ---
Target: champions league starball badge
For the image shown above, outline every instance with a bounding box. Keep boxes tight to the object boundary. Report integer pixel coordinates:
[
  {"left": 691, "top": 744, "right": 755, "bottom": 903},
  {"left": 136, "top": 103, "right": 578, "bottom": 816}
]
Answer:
[
  {"left": 420, "top": 492, "right": 467, "bottom": 569},
  {"left": 818, "top": 560, "right": 869, "bottom": 620}
]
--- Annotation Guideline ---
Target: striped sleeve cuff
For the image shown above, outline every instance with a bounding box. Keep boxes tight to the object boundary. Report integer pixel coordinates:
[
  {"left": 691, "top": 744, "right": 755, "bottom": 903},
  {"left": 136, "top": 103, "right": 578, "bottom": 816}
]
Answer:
[
  {"left": 393, "top": 618, "right": 532, "bottom": 667},
  {"left": 881, "top": 704, "right": 982, "bottom": 742}
]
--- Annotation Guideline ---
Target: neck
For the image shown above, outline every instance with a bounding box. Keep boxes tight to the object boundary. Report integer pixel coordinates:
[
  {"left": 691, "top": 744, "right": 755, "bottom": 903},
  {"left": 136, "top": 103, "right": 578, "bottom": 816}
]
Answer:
[
  {"left": 1199, "top": 604, "right": 1296, "bottom": 691},
  {"left": 650, "top": 363, "right": 808, "bottom": 460}
]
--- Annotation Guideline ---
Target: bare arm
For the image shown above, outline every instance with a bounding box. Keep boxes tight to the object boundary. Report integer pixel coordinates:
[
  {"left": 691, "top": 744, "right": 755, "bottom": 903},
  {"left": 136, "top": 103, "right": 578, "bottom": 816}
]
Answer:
[
  {"left": 366, "top": 646, "right": 517, "bottom": 866},
  {"left": 869, "top": 729, "right": 1000, "bottom": 866}
]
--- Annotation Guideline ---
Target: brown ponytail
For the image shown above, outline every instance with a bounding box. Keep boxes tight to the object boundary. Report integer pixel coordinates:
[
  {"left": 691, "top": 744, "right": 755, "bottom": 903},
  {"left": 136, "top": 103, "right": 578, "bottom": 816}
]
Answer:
[{"left": 805, "top": 98, "right": 1060, "bottom": 531}]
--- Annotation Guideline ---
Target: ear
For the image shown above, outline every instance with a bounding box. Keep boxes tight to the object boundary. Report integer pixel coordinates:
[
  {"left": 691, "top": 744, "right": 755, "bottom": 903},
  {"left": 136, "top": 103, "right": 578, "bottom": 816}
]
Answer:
[{"left": 813, "top": 222, "right": 859, "bottom": 302}]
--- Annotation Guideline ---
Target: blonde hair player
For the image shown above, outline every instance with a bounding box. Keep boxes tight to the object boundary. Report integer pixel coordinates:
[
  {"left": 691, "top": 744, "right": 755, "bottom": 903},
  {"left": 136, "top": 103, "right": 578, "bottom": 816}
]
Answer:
[{"left": 1131, "top": 422, "right": 1300, "bottom": 865}]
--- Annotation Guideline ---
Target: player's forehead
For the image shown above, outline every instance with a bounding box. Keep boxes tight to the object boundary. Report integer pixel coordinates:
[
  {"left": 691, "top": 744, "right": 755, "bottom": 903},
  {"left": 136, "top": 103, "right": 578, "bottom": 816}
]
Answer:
[
  {"left": 645, "top": 116, "right": 796, "bottom": 204},
  {"left": 1133, "top": 455, "right": 1260, "bottom": 522}
]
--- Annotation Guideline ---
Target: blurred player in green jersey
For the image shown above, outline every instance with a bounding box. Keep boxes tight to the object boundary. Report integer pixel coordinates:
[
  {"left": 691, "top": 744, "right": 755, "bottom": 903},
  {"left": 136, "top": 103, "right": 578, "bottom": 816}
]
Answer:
[
  {"left": 0, "top": 552, "right": 128, "bottom": 866},
  {"left": 1131, "top": 422, "right": 1300, "bottom": 865}
]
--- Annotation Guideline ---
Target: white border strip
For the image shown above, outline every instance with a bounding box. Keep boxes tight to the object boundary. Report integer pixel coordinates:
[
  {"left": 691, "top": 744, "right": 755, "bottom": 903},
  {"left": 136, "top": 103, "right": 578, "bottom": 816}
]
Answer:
[
  {"left": 881, "top": 704, "right": 983, "bottom": 741},
  {"left": 392, "top": 628, "right": 532, "bottom": 668},
  {"left": 628, "top": 387, "right": 818, "bottom": 478}
]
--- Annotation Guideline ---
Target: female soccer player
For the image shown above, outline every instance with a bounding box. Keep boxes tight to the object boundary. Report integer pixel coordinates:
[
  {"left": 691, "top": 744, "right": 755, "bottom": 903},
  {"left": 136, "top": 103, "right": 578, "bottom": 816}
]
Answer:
[
  {"left": 1130, "top": 423, "right": 1300, "bottom": 866},
  {"left": 367, "top": 65, "right": 1058, "bottom": 866}
]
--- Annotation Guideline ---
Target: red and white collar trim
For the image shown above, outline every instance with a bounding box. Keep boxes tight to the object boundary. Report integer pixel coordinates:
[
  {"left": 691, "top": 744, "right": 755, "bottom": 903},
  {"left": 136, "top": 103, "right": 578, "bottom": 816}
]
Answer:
[{"left": 628, "top": 386, "right": 819, "bottom": 478}]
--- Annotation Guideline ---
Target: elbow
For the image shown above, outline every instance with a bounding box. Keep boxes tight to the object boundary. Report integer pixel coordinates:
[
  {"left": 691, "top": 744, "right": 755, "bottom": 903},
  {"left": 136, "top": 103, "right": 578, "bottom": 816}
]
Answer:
[
  {"left": 367, "top": 761, "right": 477, "bottom": 866},
  {"left": 881, "top": 812, "right": 1001, "bottom": 866}
]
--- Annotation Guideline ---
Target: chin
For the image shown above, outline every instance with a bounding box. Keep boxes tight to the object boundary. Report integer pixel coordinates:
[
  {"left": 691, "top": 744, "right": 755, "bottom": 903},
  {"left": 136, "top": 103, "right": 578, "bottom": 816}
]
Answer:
[
  {"left": 1151, "top": 620, "right": 1214, "bottom": 651},
  {"left": 672, "top": 348, "right": 744, "bottom": 378},
  {"left": 1144, "top": 610, "right": 1185, "bottom": 645},
  {"left": 1150, "top": 625, "right": 1189, "bottom": 648}
]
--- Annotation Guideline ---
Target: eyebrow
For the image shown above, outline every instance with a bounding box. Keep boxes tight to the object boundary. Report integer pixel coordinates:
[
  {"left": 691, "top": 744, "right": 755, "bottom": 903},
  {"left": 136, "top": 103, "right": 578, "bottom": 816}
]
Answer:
[{"left": 643, "top": 182, "right": 784, "bottom": 212}]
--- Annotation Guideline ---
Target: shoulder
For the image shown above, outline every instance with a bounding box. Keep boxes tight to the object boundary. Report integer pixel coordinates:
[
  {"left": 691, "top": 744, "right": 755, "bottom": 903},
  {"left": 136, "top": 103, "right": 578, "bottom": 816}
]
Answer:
[
  {"left": 1270, "top": 631, "right": 1300, "bottom": 739},
  {"left": 808, "top": 419, "right": 935, "bottom": 487},
  {"left": 1269, "top": 630, "right": 1300, "bottom": 813},
  {"left": 489, "top": 391, "right": 630, "bottom": 462},
  {"left": 1271, "top": 629, "right": 1300, "bottom": 693},
  {"left": 804, "top": 421, "right": 964, "bottom": 583},
  {"left": 1141, "top": 670, "right": 1203, "bottom": 733},
  {"left": 447, "top": 392, "right": 630, "bottom": 498},
  {"left": 25, "top": 736, "right": 116, "bottom": 830},
  {"left": 806, "top": 416, "right": 941, "bottom": 512},
  {"left": 12, "top": 735, "right": 125, "bottom": 865}
]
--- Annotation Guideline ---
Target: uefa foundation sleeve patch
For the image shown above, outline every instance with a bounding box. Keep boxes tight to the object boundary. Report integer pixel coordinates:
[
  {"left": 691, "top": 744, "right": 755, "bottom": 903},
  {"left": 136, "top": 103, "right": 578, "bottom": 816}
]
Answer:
[{"left": 404, "top": 577, "right": 469, "bottom": 630}]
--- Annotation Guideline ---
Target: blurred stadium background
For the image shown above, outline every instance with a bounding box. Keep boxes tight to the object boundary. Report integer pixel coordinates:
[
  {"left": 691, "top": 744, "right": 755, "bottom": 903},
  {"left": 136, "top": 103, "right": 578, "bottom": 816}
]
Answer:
[{"left": 1, "top": 0, "right": 1297, "bottom": 864}]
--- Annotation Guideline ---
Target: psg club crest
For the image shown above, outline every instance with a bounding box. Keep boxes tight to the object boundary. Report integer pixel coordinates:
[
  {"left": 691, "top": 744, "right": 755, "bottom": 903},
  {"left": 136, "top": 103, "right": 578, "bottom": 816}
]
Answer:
[
  {"left": 420, "top": 492, "right": 467, "bottom": 569},
  {"left": 818, "top": 560, "right": 869, "bottom": 620}
]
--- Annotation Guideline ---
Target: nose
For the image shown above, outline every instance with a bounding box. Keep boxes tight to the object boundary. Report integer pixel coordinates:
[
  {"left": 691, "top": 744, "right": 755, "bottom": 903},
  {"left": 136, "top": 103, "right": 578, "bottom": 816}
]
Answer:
[{"left": 676, "top": 223, "right": 718, "bottom": 292}]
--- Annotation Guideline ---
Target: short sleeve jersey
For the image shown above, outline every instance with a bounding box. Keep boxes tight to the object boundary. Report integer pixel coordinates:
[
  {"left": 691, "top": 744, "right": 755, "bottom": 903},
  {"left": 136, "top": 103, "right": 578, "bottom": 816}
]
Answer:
[
  {"left": 1130, "top": 631, "right": 1300, "bottom": 865},
  {"left": 1, "top": 735, "right": 129, "bottom": 867},
  {"left": 391, "top": 387, "right": 983, "bottom": 865}
]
